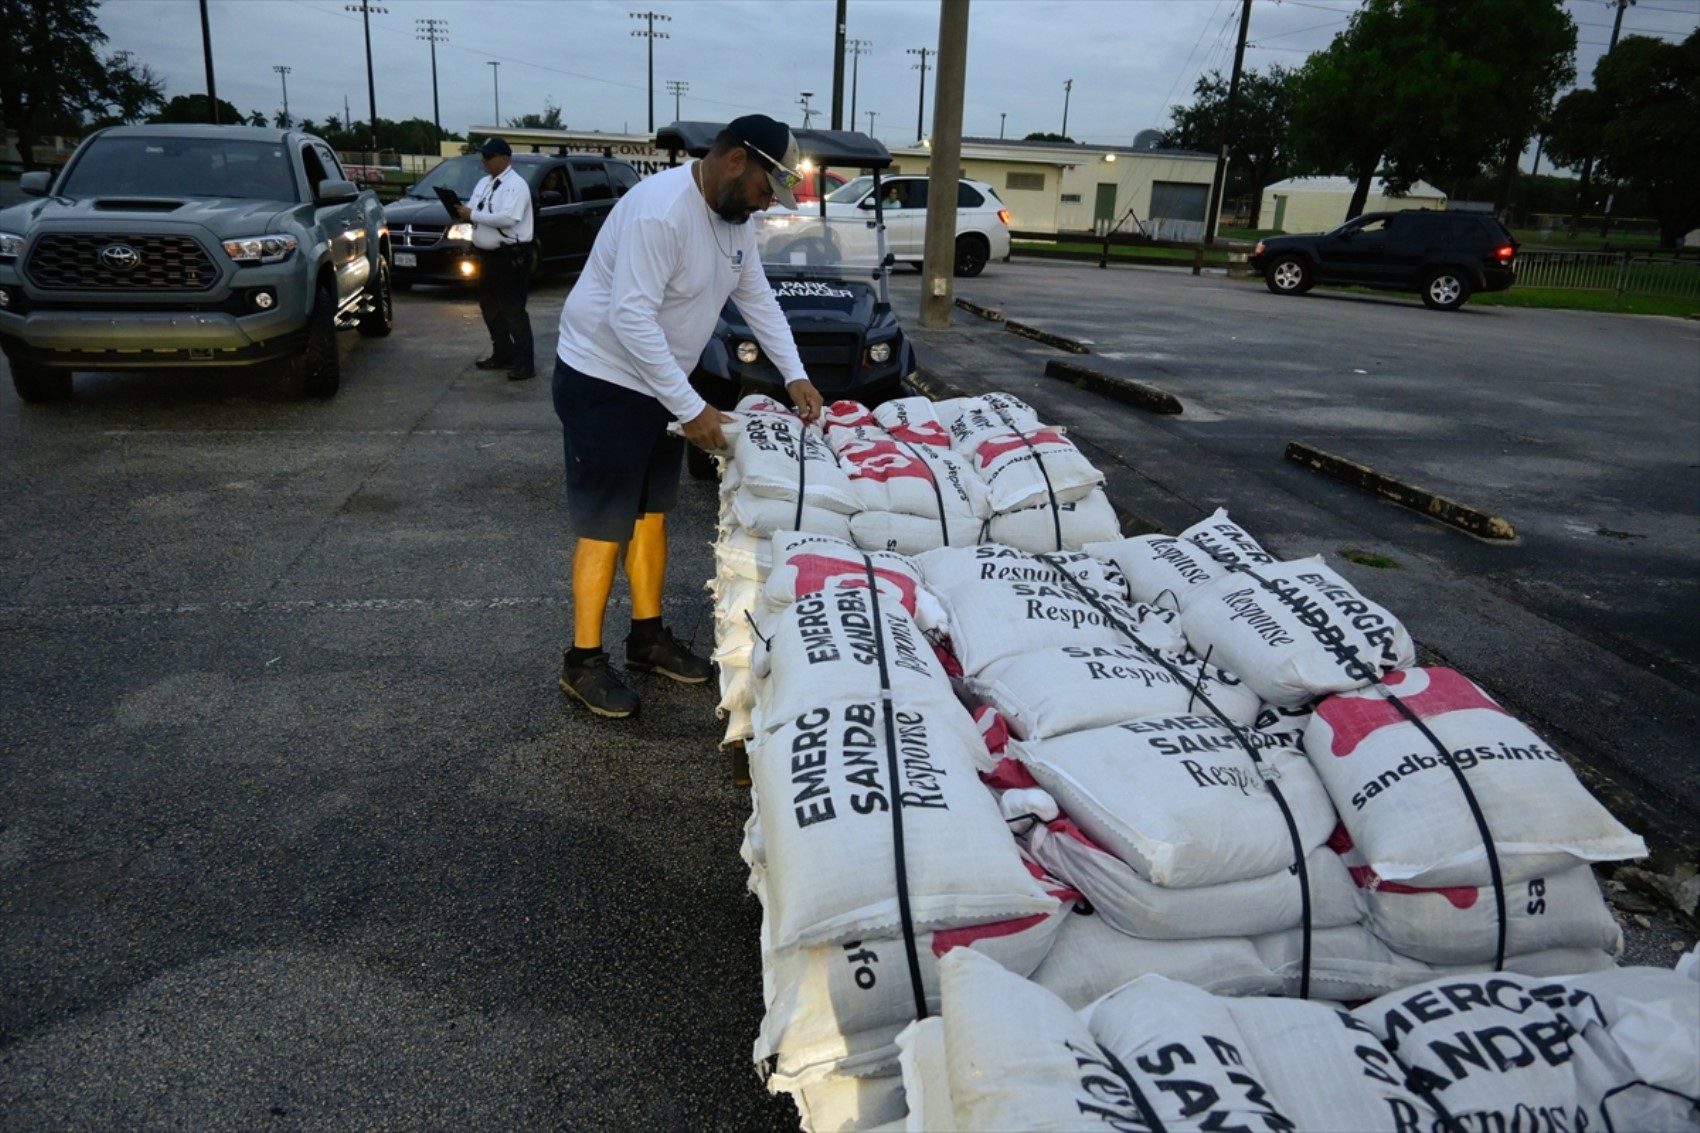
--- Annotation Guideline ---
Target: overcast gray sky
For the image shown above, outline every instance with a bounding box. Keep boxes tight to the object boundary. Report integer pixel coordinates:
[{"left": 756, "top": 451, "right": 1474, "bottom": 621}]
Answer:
[{"left": 97, "top": 0, "right": 1698, "bottom": 158}]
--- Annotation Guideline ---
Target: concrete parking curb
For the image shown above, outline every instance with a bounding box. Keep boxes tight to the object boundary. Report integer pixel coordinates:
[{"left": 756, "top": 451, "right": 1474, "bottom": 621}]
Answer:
[
  {"left": 1005, "top": 320, "right": 1091, "bottom": 354},
  {"left": 953, "top": 297, "right": 1005, "bottom": 322},
  {"left": 909, "top": 365, "right": 974, "bottom": 403},
  {"left": 1043, "top": 359, "right": 1184, "bottom": 416},
  {"left": 1285, "top": 441, "right": 1519, "bottom": 541}
]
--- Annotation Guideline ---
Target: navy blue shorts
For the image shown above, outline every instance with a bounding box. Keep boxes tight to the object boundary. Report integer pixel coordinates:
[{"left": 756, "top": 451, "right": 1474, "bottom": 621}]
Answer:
[{"left": 552, "top": 358, "right": 684, "bottom": 543}]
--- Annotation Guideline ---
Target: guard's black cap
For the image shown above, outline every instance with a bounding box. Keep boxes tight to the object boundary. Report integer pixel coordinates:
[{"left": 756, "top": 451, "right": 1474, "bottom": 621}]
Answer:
[{"left": 479, "top": 136, "right": 513, "bottom": 159}]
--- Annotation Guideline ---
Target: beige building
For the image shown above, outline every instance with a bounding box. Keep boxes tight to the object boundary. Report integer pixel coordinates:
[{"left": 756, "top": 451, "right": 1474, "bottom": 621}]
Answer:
[
  {"left": 1259, "top": 176, "right": 1448, "bottom": 234},
  {"left": 888, "top": 138, "right": 1218, "bottom": 238}
]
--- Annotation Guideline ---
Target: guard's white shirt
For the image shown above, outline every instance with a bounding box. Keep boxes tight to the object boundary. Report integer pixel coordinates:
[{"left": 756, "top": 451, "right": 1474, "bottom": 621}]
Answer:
[
  {"left": 468, "top": 169, "right": 533, "bottom": 249},
  {"left": 555, "top": 162, "right": 808, "bottom": 423}
]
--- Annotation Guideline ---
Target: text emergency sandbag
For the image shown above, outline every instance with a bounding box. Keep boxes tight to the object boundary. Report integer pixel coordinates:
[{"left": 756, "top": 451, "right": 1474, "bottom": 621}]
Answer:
[
  {"left": 1179, "top": 555, "right": 1416, "bottom": 708},
  {"left": 750, "top": 698, "right": 1056, "bottom": 951},
  {"left": 727, "top": 403, "right": 861, "bottom": 515},
  {"left": 1013, "top": 715, "right": 1338, "bottom": 888},
  {"left": 1306, "top": 666, "right": 1646, "bottom": 887}
]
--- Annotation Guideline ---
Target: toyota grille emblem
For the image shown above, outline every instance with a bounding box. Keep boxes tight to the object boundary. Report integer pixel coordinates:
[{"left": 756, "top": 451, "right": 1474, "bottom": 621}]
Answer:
[{"left": 99, "top": 244, "right": 142, "bottom": 271}]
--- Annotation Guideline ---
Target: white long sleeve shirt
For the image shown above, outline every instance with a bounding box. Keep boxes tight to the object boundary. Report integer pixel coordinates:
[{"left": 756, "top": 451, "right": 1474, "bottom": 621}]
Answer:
[
  {"left": 555, "top": 162, "right": 808, "bottom": 423},
  {"left": 469, "top": 169, "right": 533, "bottom": 249}
]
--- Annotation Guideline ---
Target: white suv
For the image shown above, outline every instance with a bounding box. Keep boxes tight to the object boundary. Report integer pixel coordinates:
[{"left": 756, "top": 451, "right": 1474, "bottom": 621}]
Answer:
[{"left": 819, "top": 175, "right": 1011, "bottom": 277}]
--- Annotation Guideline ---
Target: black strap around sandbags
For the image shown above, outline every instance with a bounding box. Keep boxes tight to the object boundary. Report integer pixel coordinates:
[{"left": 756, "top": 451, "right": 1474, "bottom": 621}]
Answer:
[
  {"left": 990, "top": 403, "right": 1064, "bottom": 552},
  {"left": 791, "top": 416, "right": 810, "bottom": 532},
  {"left": 897, "top": 439, "right": 953, "bottom": 547},
  {"left": 1035, "top": 554, "right": 1315, "bottom": 1000},
  {"left": 1191, "top": 548, "right": 1508, "bottom": 972}
]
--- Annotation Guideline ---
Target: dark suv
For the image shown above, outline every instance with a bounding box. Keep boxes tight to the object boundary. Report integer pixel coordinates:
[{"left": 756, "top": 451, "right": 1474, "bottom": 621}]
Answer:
[
  {"left": 1249, "top": 210, "right": 1517, "bottom": 311},
  {"left": 383, "top": 152, "right": 639, "bottom": 287}
]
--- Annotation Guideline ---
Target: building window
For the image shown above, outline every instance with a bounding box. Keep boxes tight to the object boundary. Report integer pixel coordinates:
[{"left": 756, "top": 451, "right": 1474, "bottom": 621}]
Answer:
[
  {"left": 1006, "top": 171, "right": 1046, "bottom": 192},
  {"left": 1060, "top": 193, "right": 1081, "bottom": 204}
]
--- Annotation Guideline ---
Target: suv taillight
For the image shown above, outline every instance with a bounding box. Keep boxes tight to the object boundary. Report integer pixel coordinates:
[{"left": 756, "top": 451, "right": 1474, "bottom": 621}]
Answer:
[
  {"left": 997, "top": 209, "right": 1011, "bottom": 226},
  {"left": 1495, "top": 245, "right": 1515, "bottom": 263}
]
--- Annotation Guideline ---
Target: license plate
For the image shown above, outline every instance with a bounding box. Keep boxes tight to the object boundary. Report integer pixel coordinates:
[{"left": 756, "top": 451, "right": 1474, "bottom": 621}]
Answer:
[{"left": 393, "top": 252, "right": 416, "bottom": 268}]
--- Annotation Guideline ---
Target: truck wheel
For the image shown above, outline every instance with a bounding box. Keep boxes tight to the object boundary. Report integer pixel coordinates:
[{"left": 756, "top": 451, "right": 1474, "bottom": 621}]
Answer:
[
  {"left": 954, "top": 234, "right": 989, "bottom": 278},
  {"left": 290, "top": 280, "right": 342, "bottom": 398},
  {"left": 1265, "top": 255, "right": 1313, "bottom": 295},
  {"left": 10, "top": 360, "right": 74, "bottom": 403},
  {"left": 1421, "top": 268, "right": 1471, "bottom": 311},
  {"left": 356, "top": 257, "right": 394, "bottom": 337}
]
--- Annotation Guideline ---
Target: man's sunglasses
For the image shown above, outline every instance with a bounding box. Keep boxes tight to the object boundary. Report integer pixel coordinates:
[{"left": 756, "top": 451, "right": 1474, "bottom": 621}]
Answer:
[{"left": 741, "top": 139, "right": 803, "bottom": 191}]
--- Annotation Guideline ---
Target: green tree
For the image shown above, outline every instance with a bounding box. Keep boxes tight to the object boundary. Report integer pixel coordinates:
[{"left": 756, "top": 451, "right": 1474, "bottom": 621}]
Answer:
[
  {"left": 1023, "top": 131, "right": 1074, "bottom": 144},
  {"left": 1161, "top": 66, "right": 1295, "bottom": 228},
  {"left": 508, "top": 99, "right": 564, "bottom": 130},
  {"left": 150, "top": 93, "right": 245, "bottom": 126},
  {"left": 0, "top": 0, "right": 164, "bottom": 166},
  {"left": 1544, "top": 31, "right": 1700, "bottom": 246},
  {"left": 1289, "top": 0, "right": 1575, "bottom": 218}
]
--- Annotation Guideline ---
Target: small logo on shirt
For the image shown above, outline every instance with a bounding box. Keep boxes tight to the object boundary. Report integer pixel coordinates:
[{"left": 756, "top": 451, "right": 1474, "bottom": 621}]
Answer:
[{"left": 731, "top": 249, "right": 744, "bottom": 269}]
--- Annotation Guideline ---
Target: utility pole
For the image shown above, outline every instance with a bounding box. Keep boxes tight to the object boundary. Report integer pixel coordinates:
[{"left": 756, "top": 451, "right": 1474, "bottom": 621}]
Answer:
[
  {"left": 273, "top": 65, "right": 291, "bottom": 127},
  {"left": 1000, "top": 111, "right": 1006, "bottom": 140},
  {"left": 907, "top": 46, "right": 932, "bottom": 143},
  {"left": 416, "top": 18, "right": 448, "bottom": 145},
  {"left": 345, "top": 2, "right": 387, "bottom": 161},
  {"left": 1061, "top": 79, "right": 1073, "bottom": 138},
  {"left": 487, "top": 61, "right": 500, "bottom": 127},
  {"left": 831, "top": 0, "right": 847, "bottom": 129},
  {"left": 1204, "top": 0, "right": 1252, "bottom": 244},
  {"left": 847, "top": 39, "right": 872, "bottom": 132},
  {"left": 630, "top": 10, "right": 671, "bottom": 134},
  {"left": 1575, "top": 0, "right": 1634, "bottom": 237},
  {"left": 920, "top": 0, "right": 968, "bottom": 329},
  {"left": 866, "top": 109, "right": 878, "bottom": 138},
  {"left": 199, "top": 0, "right": 219, "bottom": 124},
  {"left": 666, "top": 80, "right": 688, "bottom": 122},
  {"left": 798, "top": 91, "right": 816, "bottom": 129}
]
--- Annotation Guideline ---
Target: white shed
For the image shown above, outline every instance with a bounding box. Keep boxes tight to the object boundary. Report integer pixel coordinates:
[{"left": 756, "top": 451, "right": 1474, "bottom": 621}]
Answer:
[{"left": 1260, "top": 176, "right": 1447, "bottom": 234}]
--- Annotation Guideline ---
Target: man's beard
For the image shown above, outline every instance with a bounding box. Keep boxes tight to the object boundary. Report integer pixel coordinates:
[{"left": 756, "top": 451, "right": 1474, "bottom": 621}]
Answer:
[{"left": 712, "top": 179, "right": 759, "bottom": 225}]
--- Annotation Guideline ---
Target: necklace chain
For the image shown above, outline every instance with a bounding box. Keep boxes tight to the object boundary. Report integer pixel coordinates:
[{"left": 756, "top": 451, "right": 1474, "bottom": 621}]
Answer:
[{"left": 694, "top": 162, "right": 739, "bottom": 264}]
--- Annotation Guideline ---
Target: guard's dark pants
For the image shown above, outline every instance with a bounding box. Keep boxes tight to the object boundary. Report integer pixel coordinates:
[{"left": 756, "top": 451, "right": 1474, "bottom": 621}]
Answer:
[{"left": 477, "top": 244, "right": 534, "bottom": 367}]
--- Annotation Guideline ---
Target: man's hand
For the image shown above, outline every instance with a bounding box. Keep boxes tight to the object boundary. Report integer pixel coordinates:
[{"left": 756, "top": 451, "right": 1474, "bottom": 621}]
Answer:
[
  {"left": 787, "top": 378, "right": 824, "bottom": 422},
  {"left": 455, "top": 204, "right": 472, "bottom": 221},
  {"left": 681, "top": 405, "right": 735, "bottom": 452}
]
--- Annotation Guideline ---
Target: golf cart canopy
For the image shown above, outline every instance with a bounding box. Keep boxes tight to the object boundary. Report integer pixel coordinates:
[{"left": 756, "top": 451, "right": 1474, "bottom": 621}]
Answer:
[{"left": 654, "top": 122, "right": 893, "bottom": 171}]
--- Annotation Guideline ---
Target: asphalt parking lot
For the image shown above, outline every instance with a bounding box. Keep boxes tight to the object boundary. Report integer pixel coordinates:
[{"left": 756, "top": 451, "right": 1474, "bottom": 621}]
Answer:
[{"left": 1, "top": 260, "right": 1695, "bottom": 1129}]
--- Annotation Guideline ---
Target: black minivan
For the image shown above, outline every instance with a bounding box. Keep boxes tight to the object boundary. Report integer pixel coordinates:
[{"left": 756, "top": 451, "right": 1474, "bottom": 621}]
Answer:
[
  {"left": 1249, "top": 210, "right": 1518, "bottom": 311},
  {"left": 383, "top": 152, "right": 639, "bottom": 287}
]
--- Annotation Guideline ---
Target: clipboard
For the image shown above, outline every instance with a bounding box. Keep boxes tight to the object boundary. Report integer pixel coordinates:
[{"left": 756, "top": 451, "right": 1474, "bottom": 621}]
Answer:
[{"left": 433, "top": 185, "right": 463, "bottom": 221}]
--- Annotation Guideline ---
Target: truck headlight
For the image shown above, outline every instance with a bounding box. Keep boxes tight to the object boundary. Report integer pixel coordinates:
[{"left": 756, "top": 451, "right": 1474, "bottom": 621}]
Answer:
[
  {"left": 868, "top": 342, "right": 892, "bottom": 364},
  {"left": 736, "top": 341, "right": 760, "bottom": 364},
  {"left": 222, "top": 234, "right": 298, "bottom": 264},
  {"left": 0, "top": 231, "right": 24, "bottom": 260},
  {"left": 446, "top": 223, "right": 474, "bottom": 242}
]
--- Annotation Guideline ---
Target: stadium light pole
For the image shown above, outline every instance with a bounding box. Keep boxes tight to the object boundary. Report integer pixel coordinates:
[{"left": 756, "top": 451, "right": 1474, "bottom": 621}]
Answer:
[
  {"left": 847, "top": 39, "right": 872, "bottom": 131},
  {"left": 630, "top": 11, "right": 671, "bottom": 134},
  {"left": 345, "top": 2, "right": 386, "bottom": 160},
  {"left": 199, "top": 0, "right": 219, "bottom": 124},
  {"left": 273, "top": 65, "right": 291, "bottom": 127},
  {"left": 906, "top": 46, "right": 931, "bottom": 143},
  {"left": 416, "top": 18, "right": 448, "bottom": 145},
  {"left": 666, "top": 79, "right": 688, "bottom": 122}
]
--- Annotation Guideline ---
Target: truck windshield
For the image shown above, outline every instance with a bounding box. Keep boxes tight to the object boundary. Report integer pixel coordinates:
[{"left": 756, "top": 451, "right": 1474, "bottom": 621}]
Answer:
[
  {"left": 407, "top": 156, "right": 497, "bottom": 200},
  {"left": 58, "top": 137, "right": 299, "bottom": 201}
]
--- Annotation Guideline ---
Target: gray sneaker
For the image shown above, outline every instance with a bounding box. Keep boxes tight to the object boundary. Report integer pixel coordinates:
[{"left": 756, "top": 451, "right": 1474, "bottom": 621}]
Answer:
[{"left": 559, "top": 652, "right": 640, "bottom": 717}]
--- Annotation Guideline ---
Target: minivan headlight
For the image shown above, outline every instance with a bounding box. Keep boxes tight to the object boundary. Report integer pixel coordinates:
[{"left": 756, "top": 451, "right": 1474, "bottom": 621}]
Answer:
[
  {"left": 222, "top": 234, "right": 298, "bottom": 264},
  {"left": 0, "top": 231, "right": 25, "bottom": 260},
  {"left": 446, "top": 223, "right": 474, "bottom": 242}
]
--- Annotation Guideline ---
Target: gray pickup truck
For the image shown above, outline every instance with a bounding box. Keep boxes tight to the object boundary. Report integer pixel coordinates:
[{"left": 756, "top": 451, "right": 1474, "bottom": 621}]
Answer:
[{"left": 0, "top": 124, "right": 392, "bottom": 401}]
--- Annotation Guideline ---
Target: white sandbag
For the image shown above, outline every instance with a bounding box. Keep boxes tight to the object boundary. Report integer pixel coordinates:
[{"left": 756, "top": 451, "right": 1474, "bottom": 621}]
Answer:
[
  {"left": 848, "top": 510, "right": 986, "bottom": 556},
  {"left": 1086, "top": 532, "right": 1224, "bottom": 610},
  {"left": 752, "top": 586, "right": 957, "bottom": 736},
  {"left": 934, "top": 948, "right": 1145, "bottom": 1132},
  {"left": 761, "top": 531, "right": 935, "bottom": 623},
  {"left": 1013, "top": 716, "right": 1338, "bottom": 888},
  {"left": 965, "top": 427, "right": 1105, "bottom": 513},
  {"left": 917, "top": 544, "right": 1181, "bottom": 676},
  {"left": 1334, "top": 825, "right": 1624, "bottom": 964},
  {"left": 1563, "top": 965, "right": 1700, "bottom": 1126},
  {"left": 1029, "top": 905, "right": 1278, "bottom": 1008},
  {"left": 788, "top": 1072, "right": 908, "bottom": 1133},
  {"left": 964, "top": 643, "right": 1261, "bottom": 741},
  {"left": 870, "top": 396, "right": 954, "bottom": 448},
  {"left": 1307, "top": 666, "right": 1647, "bottom": 887},
  {"left": 757, "top": 866, "right": 1073, "bottom": 1082},
  {"left": 1026, "top": 818, "right": 1363, "bottom": 939},
  {"left": 937, "top": 392, "right": 1041, "bottom": 451},
  {"left": 750, "top": 698, "right": 1056, "bottom": 951},
  {"left": 1180, "top": 556, "right": 1416, "bottom": 708},
  {"left": 1351, "top": 970, "right": 1679, "bottom": 1130},
  {"left": 834, "top": 438, "right": 991, "bottom": 522},
  {"left": 1222, "top": 996, "right": 1443, "bottom": 1132},
  {"left": 1177, "top": 506, "right": 1277, "bottom": 569},
  {"left": 896, "top": 1018, "right": 956, "bottom": 1133},
  {"left": 986, "top": 488, "right": 1121, "bottom": 552},
  {"left": 715, "top": 526, "right": 773, "bottom": 581},
  {"left": 727, "top": 408, "right": 861, "bottom": 514},
  {"left": 727, "top": 488, "right": 854, "bottom": 541},
  {"left": 1252, "top": 923, "right": 1439, "bottom": 1002},
  {"left": 820, "top": 399, "right": 881, "bottom": 435}
]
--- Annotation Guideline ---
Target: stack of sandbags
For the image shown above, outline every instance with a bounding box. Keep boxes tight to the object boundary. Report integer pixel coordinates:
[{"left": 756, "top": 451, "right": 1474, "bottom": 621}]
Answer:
[
  {"left": 900, "top": 947, "right": 1700, "bottom": 1132},
  {"left": 1088, "top": 506, "right": 1278, "bottom": 611}
]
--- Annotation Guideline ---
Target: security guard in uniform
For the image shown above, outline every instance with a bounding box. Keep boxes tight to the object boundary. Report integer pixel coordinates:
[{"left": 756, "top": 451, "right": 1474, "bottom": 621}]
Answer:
[{"left": 457, "top": 136, "right": 536, "bottom": 380}]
